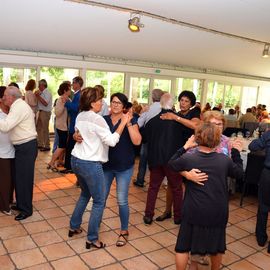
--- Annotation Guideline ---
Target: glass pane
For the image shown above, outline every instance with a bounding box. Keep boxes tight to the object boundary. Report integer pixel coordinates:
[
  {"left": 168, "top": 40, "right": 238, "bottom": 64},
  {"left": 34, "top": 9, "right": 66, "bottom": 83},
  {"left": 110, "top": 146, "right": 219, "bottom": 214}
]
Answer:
[
  {"left": 129, "top": 77, "right": 150, "bottom": 104},
  {"left": 206, "top": 82, "right": 224, "bottom": 108},
  {"left": 224, "top": 85, "right": 241, "bottom": 112},
  {"left": 153, "top": 79, "right": 171, "bottom": 92},
  {"left": 40, "top": 67, "right": 79, "bottom": 100},
  {"left": 241, "top": 87, "right": 258, "bottom": 112},
  {"left": 86, "top": 71, "right": 124, "bottom": 103},
  {"left": 0, "top": 67, "right": 36, "bottom": 93},
  {"left": 177, "top": 78, "right": 202, "bottom": 101},
  {"left": 257, "top": 87, "right": 270, "bottom": 107}
]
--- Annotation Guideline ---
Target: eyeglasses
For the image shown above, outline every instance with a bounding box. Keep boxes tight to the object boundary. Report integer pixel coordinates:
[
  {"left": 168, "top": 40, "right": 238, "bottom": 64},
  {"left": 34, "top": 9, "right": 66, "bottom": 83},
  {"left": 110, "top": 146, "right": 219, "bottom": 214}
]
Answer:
[{"left": 111, "top": 101, "right": 123, "bottom": 106}]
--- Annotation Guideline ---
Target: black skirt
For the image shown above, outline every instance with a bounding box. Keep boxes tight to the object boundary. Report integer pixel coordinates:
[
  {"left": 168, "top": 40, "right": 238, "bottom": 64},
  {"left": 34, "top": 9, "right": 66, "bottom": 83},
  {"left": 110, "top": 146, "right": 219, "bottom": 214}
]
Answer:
[{"left": 175, "top": 221, "right": 226, "bottom": 255}]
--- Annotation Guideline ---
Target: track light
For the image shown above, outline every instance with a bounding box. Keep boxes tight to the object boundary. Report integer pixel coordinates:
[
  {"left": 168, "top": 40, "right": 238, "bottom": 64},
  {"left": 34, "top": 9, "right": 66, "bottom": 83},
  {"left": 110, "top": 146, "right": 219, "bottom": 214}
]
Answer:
[
  {"left": 262, "top": 44, "right": 269, "bottom": 58},
  {"left": 128, "top": 14, "right": 144, "bottom": 32}
]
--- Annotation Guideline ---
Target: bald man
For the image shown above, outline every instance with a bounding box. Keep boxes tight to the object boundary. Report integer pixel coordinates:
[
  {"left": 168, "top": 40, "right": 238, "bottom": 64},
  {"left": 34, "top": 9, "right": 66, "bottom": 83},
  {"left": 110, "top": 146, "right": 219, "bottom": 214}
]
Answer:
[{"left": 0, "top": 86, "right": 37, "bottom": 220}]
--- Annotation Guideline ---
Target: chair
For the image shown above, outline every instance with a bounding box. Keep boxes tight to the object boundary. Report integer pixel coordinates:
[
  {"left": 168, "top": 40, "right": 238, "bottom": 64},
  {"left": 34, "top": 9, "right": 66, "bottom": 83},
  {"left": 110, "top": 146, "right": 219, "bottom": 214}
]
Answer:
[
  {"left": 240, "top": 151, "right": 265, "bottom": 206},
  {"left": 223, "top": 127, "right": 243, "bottom": 137},
  {"left": 243, "top": 122, "right": 259, "bottom": 136}
]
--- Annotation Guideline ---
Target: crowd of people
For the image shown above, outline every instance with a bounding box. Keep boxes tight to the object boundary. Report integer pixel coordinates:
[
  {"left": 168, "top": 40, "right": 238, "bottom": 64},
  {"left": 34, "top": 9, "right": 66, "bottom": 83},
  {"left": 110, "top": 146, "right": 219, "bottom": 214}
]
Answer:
[{"left": 1, "top": 78, "right": 270, "bottom": 270}]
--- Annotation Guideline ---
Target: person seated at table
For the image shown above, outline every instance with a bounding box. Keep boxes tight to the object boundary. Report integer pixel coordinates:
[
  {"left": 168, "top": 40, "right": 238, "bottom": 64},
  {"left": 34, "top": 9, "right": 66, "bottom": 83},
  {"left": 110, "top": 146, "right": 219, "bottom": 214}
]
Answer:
[
  {"left": 224, "top": 109, "right": 239, "bottom": 128},
  {"left": 259, "top": 111, "right": 270, "bottom": 133},
  {"left": 249, "top": 130, "right": 270, "bottom": 253},
  {"left": 169, "top": 123, "right": 243, "bottom": 270},
  {"left": 239, "top": 108, "right": 257, "bottom": 128}
]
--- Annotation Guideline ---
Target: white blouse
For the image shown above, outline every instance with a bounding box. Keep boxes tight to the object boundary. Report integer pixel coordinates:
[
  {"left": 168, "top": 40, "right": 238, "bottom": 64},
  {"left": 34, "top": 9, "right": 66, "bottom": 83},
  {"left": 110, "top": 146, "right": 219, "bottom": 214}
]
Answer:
[
  {"left": 71, "top": 110, "right": 120, "bottom": 162},
  {"left": 0, "top": 110, "right": 15, "bottom": 159}
]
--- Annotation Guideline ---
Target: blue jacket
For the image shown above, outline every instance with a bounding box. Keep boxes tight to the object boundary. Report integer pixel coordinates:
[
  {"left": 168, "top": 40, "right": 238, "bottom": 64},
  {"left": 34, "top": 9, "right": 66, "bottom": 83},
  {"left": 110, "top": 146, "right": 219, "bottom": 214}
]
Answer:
[{"left": 65, "top": 90, "right": 80, "bottom": 134}]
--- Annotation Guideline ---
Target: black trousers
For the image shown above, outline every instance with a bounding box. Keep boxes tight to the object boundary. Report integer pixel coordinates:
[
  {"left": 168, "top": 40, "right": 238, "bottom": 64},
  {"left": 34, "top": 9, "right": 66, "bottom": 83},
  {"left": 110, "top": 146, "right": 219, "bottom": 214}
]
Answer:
[
  {"left": 256, "top": 168, "right": 270, "bottom": 243},
  {"left": 14, "top": 139, "right": 37, "bottom": 216},
  {"left": 64, "top": 133, "right": 75, "bottom": 170}
]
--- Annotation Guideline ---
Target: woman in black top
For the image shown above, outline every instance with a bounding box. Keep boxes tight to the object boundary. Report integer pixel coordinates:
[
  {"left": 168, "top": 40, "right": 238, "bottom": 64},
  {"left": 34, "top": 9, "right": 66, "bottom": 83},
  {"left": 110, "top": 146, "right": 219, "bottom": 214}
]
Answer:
[{"left": 169, "top": 123, "right": 243, "bottom": 270}]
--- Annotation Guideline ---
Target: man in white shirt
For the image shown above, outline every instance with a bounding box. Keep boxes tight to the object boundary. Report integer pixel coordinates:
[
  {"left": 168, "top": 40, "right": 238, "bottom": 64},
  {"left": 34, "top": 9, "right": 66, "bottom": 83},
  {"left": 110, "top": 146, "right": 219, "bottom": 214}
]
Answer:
[
  {"left": 0, "top": 86, "right": 37, "bottom": 220},
  {"left": 35, "top": 79, "right": 52, "bottom": 151}
]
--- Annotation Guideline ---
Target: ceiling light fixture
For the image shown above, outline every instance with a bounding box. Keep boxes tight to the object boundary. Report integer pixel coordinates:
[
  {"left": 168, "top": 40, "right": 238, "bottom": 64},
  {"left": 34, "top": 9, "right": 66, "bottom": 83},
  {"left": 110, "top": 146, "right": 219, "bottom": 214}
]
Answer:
[
  {"left": 262, "top": 44, "right": 269, "bottom": 58},
  {"left": 128, "top": 14, "right": 144, "bottom": 32}
]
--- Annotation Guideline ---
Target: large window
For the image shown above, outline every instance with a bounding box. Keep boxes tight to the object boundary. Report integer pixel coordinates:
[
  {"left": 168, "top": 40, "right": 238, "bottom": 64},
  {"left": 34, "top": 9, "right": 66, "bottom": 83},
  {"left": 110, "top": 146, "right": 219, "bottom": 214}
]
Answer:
[
  {"left": 40, "top": 67, "right": 79, "bottom": 101},
  {"left": 241, "top": 87, "right": 258, "bottom": 112},
  {"left": 129, "top": 77, "right": 150, "bottom": 104},
  {"left": 177, "top": 78, "right": 202, "bottom": 101},
  {"left": 224, "top": 85, "right": 241, "bottom": 112},
  {"left": 0, "top": 67, "right": 36, "bottom": 92},
  {"left": 86, "top": 70, "right": 124, "bottom": 103},
  {"left": 153, "top": 78, "right": 171, "bottom": 93},
  {"left": 206, "top": 82, "right": 224, "bottom": 108},
  {"left": 257, "top": 87, "right": 270, "bottom": 108}
]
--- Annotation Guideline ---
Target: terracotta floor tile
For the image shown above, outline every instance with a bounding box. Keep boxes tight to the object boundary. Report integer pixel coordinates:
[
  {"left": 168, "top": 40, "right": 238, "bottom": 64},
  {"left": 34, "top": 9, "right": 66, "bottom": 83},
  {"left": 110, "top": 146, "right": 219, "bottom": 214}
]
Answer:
[
  {"left": 0, "top": 224, "right": 27, "bottom": 240},
  {"left": 246, "top": 252, "right": 270, "bottom": 269},
  {"left": 99, "top": 230, "right": 120, "bottom": 246},
  {"left": 10, "top": 248, "right": 46, "bottom": 269},
  {"left": 34, "top": 199, "right": 57, "bottom": 210},
  {"left": 145, "top": 248, "right": 175, "bottom": 268},
  {"left": 52, "top": 196, "right": 75, "bottom": 207},
  {"left": 20, "top": 212, "right": 45, "bottom": 224},
  {"left": 151, "top": 231, "right": 176, "bottom": 247},
  {"left": 227, "top": 241, "right": 256, "bottom": 257},
  {"left": 23, "top": 220, "right": 53, "bottom": 234},
  {"left": 31, "top": 230, "right": 63, "bottom": 246},
  {"left": 39, "top": 207, "right": 66, "bottom": 219},
  {"left": 0, "top": 255, "right": 15, "bottom": 270},
  {"left": 67, "top": 237, "right": 88, "bottom": 254},
  {"left": 235, "top": 220, "right": 256, "bottom": 234},
  {"left": 0, "top": 216, "right": 18, "bottom": 228},
  {"left": 3, "top": 235, "right": 36, "bottom": 253},
  {"left": 228, "top": 260, "right": 261, "bottom": 270},
  {"left": 103, "top": 208, "right": 118, "bottom": 219},
  {"left": 129, "top": 212, "right": 144, "bottom": 225},
  {"left": 129, "top": 201, "right": 147, "bottom": 212},
  {"left": 226, "top": 225, "right": 250, "bottom": 239},
  {"left": 103, "top": 216, "right": 121, "bottom": 230},
  {"left": 240, "top": 235, "right": 265, "bottom": 251},
  {"left": 63, "top": 188, "right": 81, "bottom": 196},
  {"left": 106, "top": 243, "right": 140, "bottom": 260},
  {"left": 0, "top": 242, "right": 7, "bottom": 256},
  {"left": 38, "top": 184, "right": 59, "bottom": 192},
  {"left": 45, "top": 190, "right": 68, "bottom": 199},
  {"left": 130, "top": 237, "right": 162, "bottom": 253},
  {"left": 47, "top": 216, "right": 70, "bottom": 229},
  {"left": 23, "top": 262, "right": 53, "bottom": 270},
  {"left": 97, "top": 263, "right": 126, "bottom": 270},
  {"left": 32, "top": 192, "right": 49, "bottom": 202},
  {"left": 56, "top": 227, "right": 86, "bottom": 241},
  {"left": 232, "top": 208, "right": 256, "bottom": 219},
  {"left": 124, "top": 225, "right": 146, "bottom": 240},
  {"left": 80, "top": 249, "right": 116, "bottom": 268},
  {"left": 60, "top": 204, "right": 76, "bottom": 215},
  {"left": 122, "top": 255, "right": 159, "bottom": 270},
  {"left": 51, "top": 255, "right": 89, "bottom": 270},
  {"left": 136, "top": 222, "right": 165, "bottom": 236},
  {"left": 40, "top": 242, "right": 75, "bottom": 260},
  {"left": 222, "top": 250, "right": 241, "bottom": 266}
]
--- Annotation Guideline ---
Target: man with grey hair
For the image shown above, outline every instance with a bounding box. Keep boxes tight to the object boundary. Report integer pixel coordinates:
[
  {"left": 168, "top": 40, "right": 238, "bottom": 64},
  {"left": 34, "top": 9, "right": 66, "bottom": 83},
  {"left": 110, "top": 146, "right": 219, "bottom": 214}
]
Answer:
[
  {"left": 35, "top": 79, "right": 52, "bottom": 151},
  {"left": 143, "top": 93, "right": 184, "bottom": 225},
  {"left": 0, "top": 86, "right": 37, "bottom": 220},
  {"left": 133, "top": 88, "right": 164, "bottom": 187}
]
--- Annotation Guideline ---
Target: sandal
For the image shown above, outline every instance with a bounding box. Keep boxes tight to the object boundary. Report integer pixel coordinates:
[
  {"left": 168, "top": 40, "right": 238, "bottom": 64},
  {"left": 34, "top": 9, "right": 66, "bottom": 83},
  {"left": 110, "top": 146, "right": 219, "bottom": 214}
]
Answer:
[
  {"left": 68, "top": 228, "right": 83, "bottom": 237},
  {"left": 47, "top": 164, "right": 59, "bottom": 172},
  {"left": 116, "top": 233, "right": 129, "bottom": 247},
  {"left": 86, "top": 241, "right": 106, "bottom": 249}
]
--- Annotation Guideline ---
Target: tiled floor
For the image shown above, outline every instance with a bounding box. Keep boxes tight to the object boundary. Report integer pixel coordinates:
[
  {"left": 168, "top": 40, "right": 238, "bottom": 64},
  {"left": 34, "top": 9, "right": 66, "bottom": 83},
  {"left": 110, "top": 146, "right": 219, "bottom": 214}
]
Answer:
[{"left": 1, "top": 148, "right": 270, "bottom": 270}]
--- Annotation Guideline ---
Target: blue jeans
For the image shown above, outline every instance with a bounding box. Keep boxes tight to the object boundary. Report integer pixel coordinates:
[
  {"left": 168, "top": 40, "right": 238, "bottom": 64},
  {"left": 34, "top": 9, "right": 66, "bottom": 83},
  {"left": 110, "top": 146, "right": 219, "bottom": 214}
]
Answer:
[
  {"left": 135, "top": 143, "right": 148, "bottom": 185},
  {"left": 104, "top": 166, "right": 134, "bottom": 231},
  {"left": 70, "top": 156, "right": 105, "bottom": 242}
]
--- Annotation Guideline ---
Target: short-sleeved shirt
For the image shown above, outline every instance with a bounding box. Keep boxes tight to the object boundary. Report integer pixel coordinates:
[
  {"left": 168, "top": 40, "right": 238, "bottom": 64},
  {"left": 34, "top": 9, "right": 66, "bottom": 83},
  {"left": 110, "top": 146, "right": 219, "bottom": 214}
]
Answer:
[
  {"left": 37, "top": 88, "right": 52, "bottom": 112},
  {"left": 103, "top": 116, "right": 137, "bottom": 171}
]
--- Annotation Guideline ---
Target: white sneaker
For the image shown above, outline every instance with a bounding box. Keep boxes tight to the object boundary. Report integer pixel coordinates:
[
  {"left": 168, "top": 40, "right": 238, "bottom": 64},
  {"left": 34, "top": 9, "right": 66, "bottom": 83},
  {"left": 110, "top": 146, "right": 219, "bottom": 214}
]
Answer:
[{"left": 2, "top": 210, "right": 12, "bottom": 216}]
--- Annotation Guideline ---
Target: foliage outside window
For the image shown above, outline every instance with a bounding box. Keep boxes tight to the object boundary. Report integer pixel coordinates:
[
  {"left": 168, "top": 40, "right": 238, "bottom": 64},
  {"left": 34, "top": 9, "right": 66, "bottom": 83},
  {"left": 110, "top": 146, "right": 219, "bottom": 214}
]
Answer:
[
  {"left": 129, "top": 77, "right": 150, "bottom": 104},
  {"left": 0, "top": 67, "right": 36, "bottom": 92},
  {"left": 207, "top": 82, "right": 224, "bottom": 108},
  {"left": 177, "top": 78, "right": 202, "bottom": 102},
  {"left": 40, "top": 67, "right": 79, "bottom": 101},
  {"left": 224, "top": 85, "right": 241, "bottom": 112},
  {"left": 86, "top": 70, "right": 124, "bottom": 103},
  {"left": 153, "top": 79, "right": 171, "bottom": 93}
]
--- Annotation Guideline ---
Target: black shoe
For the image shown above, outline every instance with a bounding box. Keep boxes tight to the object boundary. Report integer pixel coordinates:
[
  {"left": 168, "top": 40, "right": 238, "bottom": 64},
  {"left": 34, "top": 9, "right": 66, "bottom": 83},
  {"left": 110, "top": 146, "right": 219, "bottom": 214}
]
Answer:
[
  {"left": 174, "top": 219, "right": 182, "bottom": 225},
  {"left": 256, "top": 236, "right": 267, "bottom": 247},
  {"left": 143, "top": 216, "right": 153, "bottom": 225},
  {"left": 15, "top": 213, "right": 31, "bottom": 221},
  {"left": 156, "top": 212, "right": 172, "bottom": 222},
  {"left": 40, "top": 147, "right": 51, "bottom": 152},
  {"left": 133, "top": 181, "right": 144, "bottom": 188},
  {"left": 59, "top": 169, "right": 73, "bottom": 174}
]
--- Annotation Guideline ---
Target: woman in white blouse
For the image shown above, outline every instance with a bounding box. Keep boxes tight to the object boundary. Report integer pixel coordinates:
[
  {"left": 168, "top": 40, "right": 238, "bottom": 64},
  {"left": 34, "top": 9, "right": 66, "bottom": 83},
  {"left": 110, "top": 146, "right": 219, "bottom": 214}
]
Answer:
[
  {"left": 0, "top": 86, "right": 15, "bottom": 215},
  {"left": 68, "top": 87, "right": 130, "bottom": 249}
]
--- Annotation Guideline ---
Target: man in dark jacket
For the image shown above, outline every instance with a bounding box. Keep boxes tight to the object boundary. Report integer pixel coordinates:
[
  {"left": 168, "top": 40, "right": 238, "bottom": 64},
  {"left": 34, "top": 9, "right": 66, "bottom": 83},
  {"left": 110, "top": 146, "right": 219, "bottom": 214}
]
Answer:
[{"left": 143, "top": 93, "right": 184, "bottom": 225}]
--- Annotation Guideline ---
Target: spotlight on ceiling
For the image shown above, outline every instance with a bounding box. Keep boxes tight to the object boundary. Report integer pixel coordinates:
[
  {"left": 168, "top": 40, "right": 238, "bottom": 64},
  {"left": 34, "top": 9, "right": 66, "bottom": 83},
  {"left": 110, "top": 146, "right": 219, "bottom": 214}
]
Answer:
[
  {"left": 128, "top": 14, "right": 144, "bottom": 32},
  {"left": 262, "top": 44, "right": 269, "bottom": 58}
]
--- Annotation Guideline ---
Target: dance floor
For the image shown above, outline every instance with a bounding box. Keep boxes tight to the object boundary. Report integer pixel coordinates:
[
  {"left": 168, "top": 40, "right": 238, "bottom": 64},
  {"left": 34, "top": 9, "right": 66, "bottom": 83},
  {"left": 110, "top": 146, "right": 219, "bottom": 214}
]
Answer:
[{"left": 0, "top": 147, "right": 270, "bottom": 270}]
